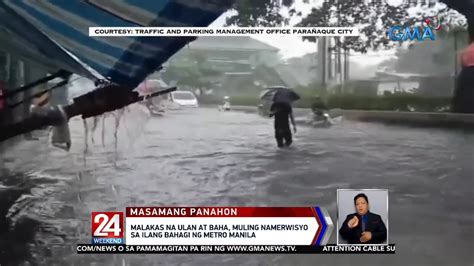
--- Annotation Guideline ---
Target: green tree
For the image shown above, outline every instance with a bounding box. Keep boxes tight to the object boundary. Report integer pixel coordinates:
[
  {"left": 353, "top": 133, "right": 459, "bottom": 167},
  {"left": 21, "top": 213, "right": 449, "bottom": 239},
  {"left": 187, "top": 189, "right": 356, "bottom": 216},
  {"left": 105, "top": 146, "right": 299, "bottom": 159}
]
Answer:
[
  {"left": 162, "top": 63, "right": 222, "bottom": 90},
  {"left": 226, "top": 0, "right": 472, "bottom": 112},
  {"left": 226, "top": 0, "right": 472, "bottom": 53}
]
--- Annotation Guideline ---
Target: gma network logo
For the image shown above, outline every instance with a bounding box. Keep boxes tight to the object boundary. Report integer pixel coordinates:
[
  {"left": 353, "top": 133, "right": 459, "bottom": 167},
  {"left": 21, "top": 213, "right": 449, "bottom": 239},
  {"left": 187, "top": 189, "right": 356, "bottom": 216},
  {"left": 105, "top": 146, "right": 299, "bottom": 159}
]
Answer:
[{"left": 387, "top": 16, "right": 442, "bottom": 42}]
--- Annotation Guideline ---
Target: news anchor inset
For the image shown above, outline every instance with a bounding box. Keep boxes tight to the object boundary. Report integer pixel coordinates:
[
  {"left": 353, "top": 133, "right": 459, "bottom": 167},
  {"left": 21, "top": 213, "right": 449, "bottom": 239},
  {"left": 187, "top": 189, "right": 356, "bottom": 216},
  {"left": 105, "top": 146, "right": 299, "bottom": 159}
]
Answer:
[{"left": 339, "top": 193, "right": 387, "bottom": 244}]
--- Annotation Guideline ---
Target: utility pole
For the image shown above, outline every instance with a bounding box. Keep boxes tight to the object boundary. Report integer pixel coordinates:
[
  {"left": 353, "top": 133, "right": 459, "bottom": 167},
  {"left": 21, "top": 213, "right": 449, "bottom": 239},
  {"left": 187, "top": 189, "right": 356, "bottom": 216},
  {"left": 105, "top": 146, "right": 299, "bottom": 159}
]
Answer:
[
  {"left": 327, "top": 38, "right": 332, "bottom": 85},
  {"left": 344, "top": 49, "right": 350, "bottom": 81},
  {"left": 453, "top": 30, "right": 458, "bottom": 91},
  {"left": 320, "top": 37, "right": 327, "bottom": 91},
  {"left": 337, "top": 40, "right": 342, "bottom": 93},
  {"left": 337, "top": 0, "right": 343, "bottom": 94}
]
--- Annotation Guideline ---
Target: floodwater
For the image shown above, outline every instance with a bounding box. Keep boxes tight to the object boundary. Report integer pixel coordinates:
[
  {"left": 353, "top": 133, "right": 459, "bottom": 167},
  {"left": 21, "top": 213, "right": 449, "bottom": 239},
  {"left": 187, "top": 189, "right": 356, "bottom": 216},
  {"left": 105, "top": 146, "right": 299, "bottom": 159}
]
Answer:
[{"left": 0, "top": 107, "right": 473, "bottom": 266}]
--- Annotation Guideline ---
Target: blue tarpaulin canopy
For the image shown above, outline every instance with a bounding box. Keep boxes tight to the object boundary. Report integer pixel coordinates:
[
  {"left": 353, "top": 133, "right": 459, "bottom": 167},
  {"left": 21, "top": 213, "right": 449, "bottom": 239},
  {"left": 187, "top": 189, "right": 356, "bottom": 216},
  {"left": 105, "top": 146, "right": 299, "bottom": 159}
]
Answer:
[{"left": 0, "top": 0, "right": 234, "bottom": 88}]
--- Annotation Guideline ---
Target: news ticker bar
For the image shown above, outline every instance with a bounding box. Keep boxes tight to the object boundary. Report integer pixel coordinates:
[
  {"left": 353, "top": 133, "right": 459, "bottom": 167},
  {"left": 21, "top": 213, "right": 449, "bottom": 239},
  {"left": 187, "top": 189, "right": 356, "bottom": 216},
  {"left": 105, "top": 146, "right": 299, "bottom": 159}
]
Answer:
[{"left": 77, "top": 244, "right": 396, "bottom": 254}]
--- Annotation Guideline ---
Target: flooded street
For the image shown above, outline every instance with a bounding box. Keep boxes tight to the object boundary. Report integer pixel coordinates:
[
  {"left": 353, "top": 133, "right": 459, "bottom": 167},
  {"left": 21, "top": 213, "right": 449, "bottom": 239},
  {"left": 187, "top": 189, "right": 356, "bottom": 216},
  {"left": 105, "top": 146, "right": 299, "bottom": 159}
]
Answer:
[{"left": 1, "top": 107, "right": 473, "bottom": 266}]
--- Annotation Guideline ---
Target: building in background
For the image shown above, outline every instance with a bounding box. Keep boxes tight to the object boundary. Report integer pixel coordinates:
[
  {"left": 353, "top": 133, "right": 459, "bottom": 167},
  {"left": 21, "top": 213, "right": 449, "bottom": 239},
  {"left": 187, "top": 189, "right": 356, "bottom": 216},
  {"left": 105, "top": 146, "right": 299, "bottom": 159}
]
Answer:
[
  {"left": 162, "top": 36, "right": 292, "bottom": 95},
  {"left": 174, "top": 36, "right": 281, "bottom": 70}
]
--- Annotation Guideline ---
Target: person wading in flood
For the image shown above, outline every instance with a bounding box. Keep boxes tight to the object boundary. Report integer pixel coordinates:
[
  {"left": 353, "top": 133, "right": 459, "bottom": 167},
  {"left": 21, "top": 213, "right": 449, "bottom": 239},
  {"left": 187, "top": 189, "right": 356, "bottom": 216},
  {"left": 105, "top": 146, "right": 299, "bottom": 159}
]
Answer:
[{"left": 269, "top": 102, "right": 297, "bottom": 148}]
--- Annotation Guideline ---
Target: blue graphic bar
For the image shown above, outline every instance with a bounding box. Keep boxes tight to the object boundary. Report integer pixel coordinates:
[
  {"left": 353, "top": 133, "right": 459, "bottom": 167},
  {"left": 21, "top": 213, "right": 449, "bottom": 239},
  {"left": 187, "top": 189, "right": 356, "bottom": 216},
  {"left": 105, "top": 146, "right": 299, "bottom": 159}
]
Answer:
[{"left": 315, "top": 207, "right": 327, "bottom": 245}]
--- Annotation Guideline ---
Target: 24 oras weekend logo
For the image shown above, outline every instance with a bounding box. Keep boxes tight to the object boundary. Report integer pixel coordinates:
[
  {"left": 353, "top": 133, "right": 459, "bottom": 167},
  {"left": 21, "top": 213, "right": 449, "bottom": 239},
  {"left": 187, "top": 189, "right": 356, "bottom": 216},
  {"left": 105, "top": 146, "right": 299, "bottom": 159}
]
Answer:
[
  {"left": 91, "top": 212, "right": 124, "bottom": 244},
  {"left": 387, "top": 16, "right": 443, "bottom": 42}
]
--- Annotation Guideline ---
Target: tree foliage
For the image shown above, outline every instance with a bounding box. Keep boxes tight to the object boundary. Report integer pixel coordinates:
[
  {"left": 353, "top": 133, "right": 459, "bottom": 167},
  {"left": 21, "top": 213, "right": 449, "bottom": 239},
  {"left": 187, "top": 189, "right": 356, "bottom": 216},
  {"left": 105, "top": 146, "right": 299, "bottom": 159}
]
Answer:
[
  {"left": 226, "top": 0, "right": 472, "bottom": 53},
  {"left": 441, "top": 0, "right": 474, "bottom": 20},
  {"left": 162, "top": 49, "right": 223, "bottom": 88}
]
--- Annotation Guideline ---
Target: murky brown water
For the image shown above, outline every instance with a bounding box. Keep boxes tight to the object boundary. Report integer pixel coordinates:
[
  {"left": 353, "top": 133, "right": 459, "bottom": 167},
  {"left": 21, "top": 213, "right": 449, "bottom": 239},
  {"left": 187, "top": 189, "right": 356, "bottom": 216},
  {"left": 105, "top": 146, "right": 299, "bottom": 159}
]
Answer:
[{"left": 1, "top": 107, "right": 473, "bottom": 265}]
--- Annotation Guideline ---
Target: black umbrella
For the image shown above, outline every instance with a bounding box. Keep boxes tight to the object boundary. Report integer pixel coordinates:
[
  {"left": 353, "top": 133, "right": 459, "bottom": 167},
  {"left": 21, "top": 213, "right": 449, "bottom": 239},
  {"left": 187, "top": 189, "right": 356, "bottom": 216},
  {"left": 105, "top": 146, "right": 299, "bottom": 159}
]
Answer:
[{"left": 260, "top": 86, "right": 300, "bottom": 103}]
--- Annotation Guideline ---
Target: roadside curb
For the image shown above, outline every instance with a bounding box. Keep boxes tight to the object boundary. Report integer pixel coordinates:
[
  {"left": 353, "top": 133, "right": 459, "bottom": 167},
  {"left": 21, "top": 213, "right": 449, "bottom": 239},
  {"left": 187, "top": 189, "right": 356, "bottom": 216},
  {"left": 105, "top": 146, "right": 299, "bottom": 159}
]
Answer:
[{"left": 226, "top": 105, "right": 474, "bottom": 129}]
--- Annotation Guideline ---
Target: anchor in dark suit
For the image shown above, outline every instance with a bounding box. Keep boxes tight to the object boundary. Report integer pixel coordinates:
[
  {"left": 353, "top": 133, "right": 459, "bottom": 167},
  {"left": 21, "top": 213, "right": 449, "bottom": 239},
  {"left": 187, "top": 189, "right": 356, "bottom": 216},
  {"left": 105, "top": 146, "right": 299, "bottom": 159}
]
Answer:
[{"left": 339, "top": 193, "right": 387, "bottom": 244}]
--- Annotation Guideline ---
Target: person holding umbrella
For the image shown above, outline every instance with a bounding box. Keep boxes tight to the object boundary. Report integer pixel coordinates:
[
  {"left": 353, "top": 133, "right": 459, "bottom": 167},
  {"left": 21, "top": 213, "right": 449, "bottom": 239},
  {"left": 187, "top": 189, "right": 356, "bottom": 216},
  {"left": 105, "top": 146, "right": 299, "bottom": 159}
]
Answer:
[{"left": 262, "top": 86, "right": 299, "bottom": 148}]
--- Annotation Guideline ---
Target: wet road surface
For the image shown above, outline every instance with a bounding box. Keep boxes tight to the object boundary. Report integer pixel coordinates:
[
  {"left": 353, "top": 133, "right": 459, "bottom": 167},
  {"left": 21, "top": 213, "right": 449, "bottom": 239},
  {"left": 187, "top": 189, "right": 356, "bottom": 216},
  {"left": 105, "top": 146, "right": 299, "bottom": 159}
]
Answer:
[{"left": 1, "top": 107, "right": 473, "bottom": 266}]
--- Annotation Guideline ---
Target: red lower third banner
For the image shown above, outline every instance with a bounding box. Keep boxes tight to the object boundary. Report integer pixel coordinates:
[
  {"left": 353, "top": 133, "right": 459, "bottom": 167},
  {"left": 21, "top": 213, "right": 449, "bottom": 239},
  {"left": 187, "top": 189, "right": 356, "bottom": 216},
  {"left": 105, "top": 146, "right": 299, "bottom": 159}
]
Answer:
[{"left": 90, "top": 207, "right": 334, "bottom": 246}]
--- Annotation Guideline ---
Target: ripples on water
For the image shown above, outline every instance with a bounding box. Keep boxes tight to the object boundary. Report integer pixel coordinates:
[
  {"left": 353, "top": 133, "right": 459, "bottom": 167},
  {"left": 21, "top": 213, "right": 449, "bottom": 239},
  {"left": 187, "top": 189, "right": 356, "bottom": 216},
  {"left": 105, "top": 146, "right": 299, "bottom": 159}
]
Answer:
[{"left": 1, "top": 107, "right": 473, "bottom": 265}]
